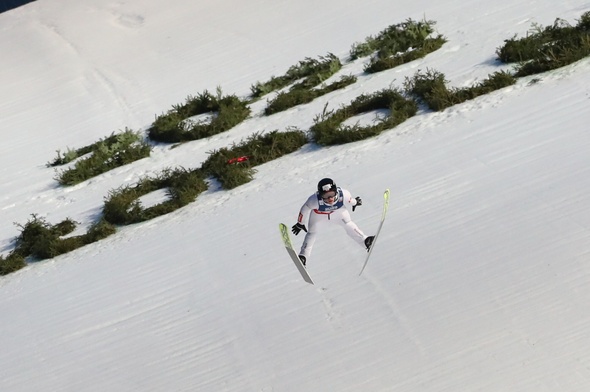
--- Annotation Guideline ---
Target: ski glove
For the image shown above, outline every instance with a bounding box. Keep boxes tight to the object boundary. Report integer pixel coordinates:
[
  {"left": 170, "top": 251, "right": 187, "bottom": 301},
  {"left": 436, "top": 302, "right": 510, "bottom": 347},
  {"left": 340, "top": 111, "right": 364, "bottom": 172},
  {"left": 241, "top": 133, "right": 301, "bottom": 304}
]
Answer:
[
  {"left": 352, "top": 196, "right": 362, "bottom": 212},
  {"left": 291, "top": 223, "right": 307, "bottom": 235}
]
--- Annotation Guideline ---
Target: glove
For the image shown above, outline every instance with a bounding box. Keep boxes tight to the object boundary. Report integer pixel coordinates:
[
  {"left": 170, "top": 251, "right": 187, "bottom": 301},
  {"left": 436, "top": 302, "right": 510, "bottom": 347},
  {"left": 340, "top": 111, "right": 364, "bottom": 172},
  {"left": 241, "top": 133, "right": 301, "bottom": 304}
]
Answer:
[
  {"left": 291, "top": 223, "right": 307, "bottom": 235},
  {"left": 352, "top": 196, "right": 362, "bottom": 212}
]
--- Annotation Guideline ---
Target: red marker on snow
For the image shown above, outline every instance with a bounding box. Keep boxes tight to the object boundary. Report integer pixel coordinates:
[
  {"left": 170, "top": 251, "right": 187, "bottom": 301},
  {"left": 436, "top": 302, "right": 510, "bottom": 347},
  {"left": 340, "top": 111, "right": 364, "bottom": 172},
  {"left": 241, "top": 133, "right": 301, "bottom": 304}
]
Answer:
[{"left": 227, "top": 156, "right": 250, "bottom": 164}]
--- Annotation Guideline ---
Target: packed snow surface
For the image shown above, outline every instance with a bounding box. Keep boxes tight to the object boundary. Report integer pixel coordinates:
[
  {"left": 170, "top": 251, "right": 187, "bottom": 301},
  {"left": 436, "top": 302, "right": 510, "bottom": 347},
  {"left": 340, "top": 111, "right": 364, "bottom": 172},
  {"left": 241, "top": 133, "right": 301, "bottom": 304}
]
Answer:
[{"left": 1, "top": 0, "right": 590, "bottom": 391}]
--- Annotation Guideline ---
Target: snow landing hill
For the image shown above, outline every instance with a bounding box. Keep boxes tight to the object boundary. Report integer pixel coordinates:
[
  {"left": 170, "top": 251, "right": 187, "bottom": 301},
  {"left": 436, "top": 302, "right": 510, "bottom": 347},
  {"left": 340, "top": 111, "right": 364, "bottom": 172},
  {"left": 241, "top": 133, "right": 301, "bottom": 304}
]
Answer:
[{"left": 1, "top": 0, "right": 590, "bottom": 391}]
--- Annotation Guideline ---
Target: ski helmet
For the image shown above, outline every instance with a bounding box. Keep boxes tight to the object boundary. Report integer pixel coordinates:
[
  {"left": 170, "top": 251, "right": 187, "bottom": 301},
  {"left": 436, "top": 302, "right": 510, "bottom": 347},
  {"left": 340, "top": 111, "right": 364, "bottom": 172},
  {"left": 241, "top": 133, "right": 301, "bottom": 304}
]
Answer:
[{"left": 317, "top": 178, "right": 337, "bottom": 195}]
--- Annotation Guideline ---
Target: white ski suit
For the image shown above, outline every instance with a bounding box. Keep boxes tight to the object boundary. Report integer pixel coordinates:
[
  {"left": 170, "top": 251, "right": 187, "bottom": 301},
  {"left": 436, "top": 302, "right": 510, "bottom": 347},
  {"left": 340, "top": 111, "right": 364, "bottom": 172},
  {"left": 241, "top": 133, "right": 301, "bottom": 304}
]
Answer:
[{"left": 296, "top": 187, "right": 368, "bottom": 259}]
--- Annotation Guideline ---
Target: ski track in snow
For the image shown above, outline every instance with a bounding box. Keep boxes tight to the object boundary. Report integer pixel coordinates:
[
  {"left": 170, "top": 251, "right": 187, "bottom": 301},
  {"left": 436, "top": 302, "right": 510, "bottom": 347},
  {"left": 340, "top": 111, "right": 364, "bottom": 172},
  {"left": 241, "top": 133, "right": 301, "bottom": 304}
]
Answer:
[
  {"left": 36, "top": 19, "right": 137, "bottom": 126},
  {"left": 361, "top": 270, "right": 428, "bottom": 357}
]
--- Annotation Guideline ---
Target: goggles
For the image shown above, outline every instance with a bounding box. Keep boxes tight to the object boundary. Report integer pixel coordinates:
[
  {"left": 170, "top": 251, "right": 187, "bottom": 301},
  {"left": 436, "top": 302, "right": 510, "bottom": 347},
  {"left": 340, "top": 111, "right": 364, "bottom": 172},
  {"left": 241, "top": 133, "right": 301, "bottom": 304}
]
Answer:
[{"left": 321, "top": 191, "right": 337, "bottom": 201}]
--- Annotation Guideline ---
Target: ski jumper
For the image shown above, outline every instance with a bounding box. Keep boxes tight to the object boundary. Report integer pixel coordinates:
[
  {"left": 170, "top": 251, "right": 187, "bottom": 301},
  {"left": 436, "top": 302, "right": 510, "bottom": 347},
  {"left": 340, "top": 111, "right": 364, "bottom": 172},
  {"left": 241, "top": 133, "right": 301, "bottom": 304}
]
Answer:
[{"left": 296, "top": 187, "right": 367, "bottom": 259}]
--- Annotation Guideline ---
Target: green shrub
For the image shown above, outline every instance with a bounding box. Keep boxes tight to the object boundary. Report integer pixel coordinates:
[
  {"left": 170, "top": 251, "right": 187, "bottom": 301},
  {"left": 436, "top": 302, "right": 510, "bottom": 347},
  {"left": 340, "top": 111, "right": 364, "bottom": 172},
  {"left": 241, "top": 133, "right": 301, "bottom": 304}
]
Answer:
[
  {"left": 404, "top": 69, "right": 516, "bottom": 111},
  {"left": 148, "top": 89, "right": 250, "bottom": 143},
  {"left": 251, "top": 54, "right": 342, "bottom": 98},
  {"left": 202, "top": 130, "right": 308, "bottom": 189},
  {"left": 403, "top": 68, "right": 449, "bottom": 109},
  {"left": 48, "top": 145, "right": 94, "bottom": 167},
  {"left": 0, "top": 253, "right": 26, "bottom": 275},
  {"left": 265, "top": 75, "right": 357, "bottom": 115},
  {"left": 365, "top": 37, "right": 446, "bottom": 73},
  {"left": 349, "top": 19, "right": 447, "bottom": 73},
  {"left": 497, "top": 12, "right": 590, "bottom": 77},
  {"left": 10, "top": 214, "right": 117, "bottom": 262},
  {"left": 579, "top": 10, "right": 590, "bottom": 30},
  {"left": 376, "top": 20, "right": 436, "bottom": 56},
  {"left": 310, "top": 88, "right": 418, "bottom": 145},
  {"left": 13, "top": 215, "right": 84, "bottom": 260},
  {"left": 103, "top": 168, "right": 208, "bottom": 225},
  {"left": 83, "top": 218, "right": 117, "bottom": 243},
  {"left": 54, "top": 129, "right": 151, "bottom": 186}
]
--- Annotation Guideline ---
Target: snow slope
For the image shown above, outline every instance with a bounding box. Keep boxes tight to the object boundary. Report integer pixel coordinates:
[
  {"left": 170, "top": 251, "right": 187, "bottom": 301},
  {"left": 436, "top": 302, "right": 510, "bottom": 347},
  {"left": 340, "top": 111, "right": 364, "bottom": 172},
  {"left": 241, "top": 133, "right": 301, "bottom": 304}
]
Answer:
[{"left": 1, "top": 0, "right": 590, "bottom": 391}]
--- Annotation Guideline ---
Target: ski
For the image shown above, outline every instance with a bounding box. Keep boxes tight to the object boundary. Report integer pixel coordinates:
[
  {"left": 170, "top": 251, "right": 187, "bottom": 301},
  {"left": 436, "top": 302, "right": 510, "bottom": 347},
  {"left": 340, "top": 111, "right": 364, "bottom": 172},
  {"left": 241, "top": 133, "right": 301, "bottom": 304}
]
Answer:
[
  {"left": 359, "top": 189, "right": 390, "bottom": 275},
  {"left": 279, "top": 223, "right": 314, "bottom": 285}
]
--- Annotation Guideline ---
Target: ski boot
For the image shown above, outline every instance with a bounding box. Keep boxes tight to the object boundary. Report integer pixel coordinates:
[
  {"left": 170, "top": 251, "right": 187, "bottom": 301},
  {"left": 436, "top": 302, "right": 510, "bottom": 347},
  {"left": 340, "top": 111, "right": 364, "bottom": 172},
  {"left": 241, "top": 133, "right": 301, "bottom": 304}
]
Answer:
[{"left": 364, "top": 236, "right": 375, "bottom": 251}]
